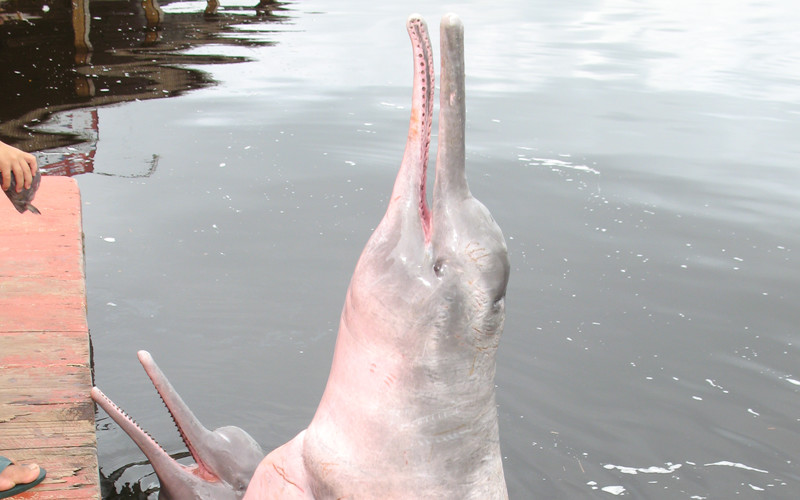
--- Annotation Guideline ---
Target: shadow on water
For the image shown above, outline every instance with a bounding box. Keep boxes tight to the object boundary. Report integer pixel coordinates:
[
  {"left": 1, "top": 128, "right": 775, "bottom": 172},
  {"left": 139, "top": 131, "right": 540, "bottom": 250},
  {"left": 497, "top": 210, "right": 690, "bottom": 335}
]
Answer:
[
  {"left": 0, "top": 0, "right": 293, "bottom": 176},
  {"left": 100, "top": 460, "right": 156, "bottom": 499},
  {"left": 98, "top": 451, "right": 190, "bottom": 499}
]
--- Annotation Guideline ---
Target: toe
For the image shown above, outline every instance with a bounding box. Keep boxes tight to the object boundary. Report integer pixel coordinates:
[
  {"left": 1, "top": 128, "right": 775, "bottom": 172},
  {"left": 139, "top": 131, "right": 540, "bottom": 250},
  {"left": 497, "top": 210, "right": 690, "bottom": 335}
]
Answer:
[{"left": 0, "top": 463, "right": 41, "bottom": 491}]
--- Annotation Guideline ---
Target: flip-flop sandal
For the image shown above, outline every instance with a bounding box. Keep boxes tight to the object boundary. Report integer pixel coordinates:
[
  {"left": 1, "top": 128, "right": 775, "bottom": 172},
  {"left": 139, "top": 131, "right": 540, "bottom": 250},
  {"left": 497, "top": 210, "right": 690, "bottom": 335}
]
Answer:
[{"left": 0, "top": 456, "right": 46, "bottom": 498}]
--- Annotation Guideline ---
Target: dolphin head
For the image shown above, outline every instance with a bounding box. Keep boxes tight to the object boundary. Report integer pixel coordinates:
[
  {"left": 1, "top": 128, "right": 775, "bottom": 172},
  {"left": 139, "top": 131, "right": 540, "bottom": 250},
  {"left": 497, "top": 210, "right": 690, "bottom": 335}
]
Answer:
[
  {"left": 348, "top": 13, "right": 509, "bottom": 366},
  {"left": 91, "top": 351, "right": 263, "bottom": 499}
]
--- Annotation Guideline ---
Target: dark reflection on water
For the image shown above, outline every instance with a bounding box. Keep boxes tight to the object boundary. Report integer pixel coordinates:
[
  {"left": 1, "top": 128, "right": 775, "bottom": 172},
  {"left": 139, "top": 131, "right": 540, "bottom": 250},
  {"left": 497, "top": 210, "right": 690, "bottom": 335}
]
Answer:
[
  {"left": 1, "top": 0, "right": 290, "bottom": 174},
  {"left": 2, "top": 0, "right": 800, "bottom": 498}
]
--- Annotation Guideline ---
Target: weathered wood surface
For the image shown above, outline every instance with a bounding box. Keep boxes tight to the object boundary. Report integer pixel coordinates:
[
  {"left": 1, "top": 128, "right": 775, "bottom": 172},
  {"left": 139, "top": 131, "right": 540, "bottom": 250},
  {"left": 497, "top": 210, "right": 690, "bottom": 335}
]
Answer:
[{"left": 0, "top": 176, "right": 99, "bottom": 499}]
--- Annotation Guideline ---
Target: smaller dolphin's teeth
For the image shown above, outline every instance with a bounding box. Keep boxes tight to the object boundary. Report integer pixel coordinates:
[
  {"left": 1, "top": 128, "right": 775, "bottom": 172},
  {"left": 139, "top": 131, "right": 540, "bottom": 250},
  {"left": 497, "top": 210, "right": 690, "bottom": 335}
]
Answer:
[
  {"left": 97, "top": 391, "right": 170, "bottom": 453},
  {"left": 153, "top": 387, "right": 195, "bottom": 459}
]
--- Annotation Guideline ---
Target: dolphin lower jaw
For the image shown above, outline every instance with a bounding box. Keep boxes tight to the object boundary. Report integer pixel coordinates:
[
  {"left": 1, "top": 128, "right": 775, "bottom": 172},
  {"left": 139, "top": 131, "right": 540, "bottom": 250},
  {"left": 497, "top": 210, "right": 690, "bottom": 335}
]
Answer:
[
  {"left": 402, "top": 14, "right": 434, "bottom": 244},
  {"left": 90, "top": 387, "right": 221, "bottom": 493}
]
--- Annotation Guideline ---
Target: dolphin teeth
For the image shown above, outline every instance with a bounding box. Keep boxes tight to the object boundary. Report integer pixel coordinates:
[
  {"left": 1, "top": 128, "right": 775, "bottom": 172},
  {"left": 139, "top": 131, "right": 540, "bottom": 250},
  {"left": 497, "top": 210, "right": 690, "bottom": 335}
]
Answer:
[
  {"left": 152, "top": 385, "right": 194, "bottom": 458},
  {"left": 94, "top": 388, "right": 168, "bottom": 453}
]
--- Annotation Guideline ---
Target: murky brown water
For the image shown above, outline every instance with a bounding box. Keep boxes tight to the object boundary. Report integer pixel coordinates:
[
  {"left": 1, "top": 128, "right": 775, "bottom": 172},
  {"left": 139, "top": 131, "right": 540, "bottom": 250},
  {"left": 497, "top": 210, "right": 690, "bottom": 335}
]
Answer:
[{"left": 3, "top": 0, "right": 799, "bottom": 497}]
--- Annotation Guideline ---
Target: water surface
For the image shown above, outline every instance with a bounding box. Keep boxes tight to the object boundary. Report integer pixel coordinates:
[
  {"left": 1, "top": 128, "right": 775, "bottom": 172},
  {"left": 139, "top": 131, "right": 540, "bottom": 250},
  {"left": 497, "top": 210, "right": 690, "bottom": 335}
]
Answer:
[{"left": 2, "top": 0, "right": 799, "bottom": 497}]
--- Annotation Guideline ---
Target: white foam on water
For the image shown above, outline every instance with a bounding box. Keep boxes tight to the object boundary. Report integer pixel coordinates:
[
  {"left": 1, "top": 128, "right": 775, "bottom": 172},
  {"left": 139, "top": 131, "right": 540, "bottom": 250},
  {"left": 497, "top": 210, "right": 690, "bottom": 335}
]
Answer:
[
  {"left": 604, "top": 463, "right": 682, "bottom": 475},
  {"left": 601, "top": 485, "right": 626, "bottom": 495},
  {"left": 704, "top": 461, "right": 768, "bottom": 474}
]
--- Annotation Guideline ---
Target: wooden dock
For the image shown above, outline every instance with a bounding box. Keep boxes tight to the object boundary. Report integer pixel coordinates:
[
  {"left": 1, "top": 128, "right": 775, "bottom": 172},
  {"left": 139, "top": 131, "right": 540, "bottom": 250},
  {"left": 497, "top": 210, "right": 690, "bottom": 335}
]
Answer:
[{"left": 0, "top": 177, "right": 99, "bottom": 498}]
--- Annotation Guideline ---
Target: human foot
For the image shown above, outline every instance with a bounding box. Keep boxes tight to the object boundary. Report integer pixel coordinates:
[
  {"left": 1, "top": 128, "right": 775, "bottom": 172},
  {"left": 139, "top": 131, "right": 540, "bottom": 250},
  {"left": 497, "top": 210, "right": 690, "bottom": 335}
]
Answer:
[{"left": 0, "top": 457, "right": 46, "bottom": 498}]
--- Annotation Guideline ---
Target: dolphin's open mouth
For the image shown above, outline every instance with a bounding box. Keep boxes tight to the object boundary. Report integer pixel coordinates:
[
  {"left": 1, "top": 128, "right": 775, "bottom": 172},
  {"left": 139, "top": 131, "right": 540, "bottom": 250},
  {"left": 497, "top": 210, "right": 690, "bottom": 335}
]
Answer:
[
  {"left": 91, "top": 387, "right": 162, "bottom": 451},
  {"left": 92, "top": 386, "right": 208, "bottom": 472},
  {"left": 91, "top": 352, "right": 218, "bottom": 482}
]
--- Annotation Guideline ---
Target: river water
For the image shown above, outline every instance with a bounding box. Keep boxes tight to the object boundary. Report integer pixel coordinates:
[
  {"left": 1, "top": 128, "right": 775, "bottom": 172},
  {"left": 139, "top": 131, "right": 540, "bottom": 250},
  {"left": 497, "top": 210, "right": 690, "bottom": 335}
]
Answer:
[{"left": 2, "top": 0, "right": 799, "bottom": 498}]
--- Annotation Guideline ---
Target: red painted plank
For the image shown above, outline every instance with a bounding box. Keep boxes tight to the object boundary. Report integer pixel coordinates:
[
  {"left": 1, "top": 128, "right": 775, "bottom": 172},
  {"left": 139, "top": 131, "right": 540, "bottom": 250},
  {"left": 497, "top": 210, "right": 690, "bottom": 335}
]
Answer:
[
  {"left": 4, "top": 447, "right": 100, "bottom": 499},
  {"left": 0, "top": 331, "right": 90, "bottom": 366},
  {"left": 0, "top": 176, "right": 99, "bottom": 498}
]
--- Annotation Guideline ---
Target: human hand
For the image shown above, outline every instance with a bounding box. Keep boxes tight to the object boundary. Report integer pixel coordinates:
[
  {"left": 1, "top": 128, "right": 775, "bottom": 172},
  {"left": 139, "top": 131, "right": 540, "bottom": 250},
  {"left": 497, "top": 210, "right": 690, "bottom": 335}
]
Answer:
[{"left": 0, "top": 140, "right": 38, "bottom": 192}]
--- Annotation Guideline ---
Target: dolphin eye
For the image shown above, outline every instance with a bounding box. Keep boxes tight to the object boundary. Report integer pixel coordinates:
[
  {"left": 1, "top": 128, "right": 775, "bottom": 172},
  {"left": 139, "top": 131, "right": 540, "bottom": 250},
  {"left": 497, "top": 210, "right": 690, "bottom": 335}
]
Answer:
[{"left": 433, "top": 259, "right": 445, "bottom": 277}]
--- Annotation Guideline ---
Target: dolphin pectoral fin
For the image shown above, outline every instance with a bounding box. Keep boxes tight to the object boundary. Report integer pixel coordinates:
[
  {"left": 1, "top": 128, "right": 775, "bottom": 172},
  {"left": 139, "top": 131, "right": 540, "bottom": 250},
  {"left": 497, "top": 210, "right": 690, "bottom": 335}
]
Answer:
[{"left": 244, "top": 431, "right": 312, "bottom": 499}]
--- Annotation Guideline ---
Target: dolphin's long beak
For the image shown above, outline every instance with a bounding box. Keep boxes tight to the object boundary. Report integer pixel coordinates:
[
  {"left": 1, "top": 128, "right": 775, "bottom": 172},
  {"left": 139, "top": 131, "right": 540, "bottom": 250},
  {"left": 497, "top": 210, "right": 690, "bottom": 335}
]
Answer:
[
  {"left": 386, "top": 14, "right": 471, "bottom": 249},
  {"left": 91, "top": 351, "right": 222, "bottom": 487},
  {"left": 91, "top": 386, "right": 186, "bottom": 474},
  {"left": 93, "top": 351, "right": 263, "bottom": 498}
]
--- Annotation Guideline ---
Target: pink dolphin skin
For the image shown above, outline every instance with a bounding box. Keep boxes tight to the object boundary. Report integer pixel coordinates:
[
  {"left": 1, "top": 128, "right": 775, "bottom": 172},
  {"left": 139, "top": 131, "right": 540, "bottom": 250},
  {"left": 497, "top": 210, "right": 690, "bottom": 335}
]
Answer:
[{"left": 92, "top": 13, "right": 510, "bottom": 499}]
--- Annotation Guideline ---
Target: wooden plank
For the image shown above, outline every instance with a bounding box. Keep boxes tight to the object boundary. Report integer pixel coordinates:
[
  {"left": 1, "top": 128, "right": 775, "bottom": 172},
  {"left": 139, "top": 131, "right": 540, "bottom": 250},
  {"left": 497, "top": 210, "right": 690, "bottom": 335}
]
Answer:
[
  {"left": 3, "top": 447, "right": 100, "bottom": 499},
  {"left": 0, "top": 420, "right": 96, "bottom": 449},
  {"left": 0, "top": 277, "right": 87, "bottom": 332},
  {"left": 0, "top": 331, "right": 90, "bottom": 366},
  {"left": 0, "top": 365, "right": 91, "bottom": 389},
  {"left": 0, "top": 176, "right": 99, "bottom": 499},
  {"left": 0, "top": 401, "right": 95, "bottom": 424}
]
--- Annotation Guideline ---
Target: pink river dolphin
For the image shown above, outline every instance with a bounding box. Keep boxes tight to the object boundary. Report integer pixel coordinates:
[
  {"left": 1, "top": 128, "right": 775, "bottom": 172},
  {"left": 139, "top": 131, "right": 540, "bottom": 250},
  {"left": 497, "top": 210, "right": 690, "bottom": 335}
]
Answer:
[{"left": 92, "top": 13, "right": 510, "bottom": 499}]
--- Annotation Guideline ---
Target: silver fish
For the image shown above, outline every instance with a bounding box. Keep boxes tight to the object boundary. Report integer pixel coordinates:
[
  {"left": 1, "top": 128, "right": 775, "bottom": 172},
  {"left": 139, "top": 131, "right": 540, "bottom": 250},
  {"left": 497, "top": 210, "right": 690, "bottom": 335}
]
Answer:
[{"left": 3, "top": 169, "right": 41, "bottom": 214}]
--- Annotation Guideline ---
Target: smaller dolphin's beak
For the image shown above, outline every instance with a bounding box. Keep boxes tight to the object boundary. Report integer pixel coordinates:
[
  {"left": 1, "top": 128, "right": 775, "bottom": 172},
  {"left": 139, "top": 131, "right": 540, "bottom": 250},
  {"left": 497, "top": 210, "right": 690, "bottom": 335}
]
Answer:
[
  {"left": 91, "top": 386, "right": 179, "bottom": 471},
  {"left": 135, "top": 350, "right": 216, "bottom": 473},
  {"left": 91, "top": 385, "right": 226, "bottom": 500},
  {"left": 91, "top": 352, "right": 222, "bottom": 484},
  {"left": 92, "top": 351, "right": 263, "bottom": 499}
]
